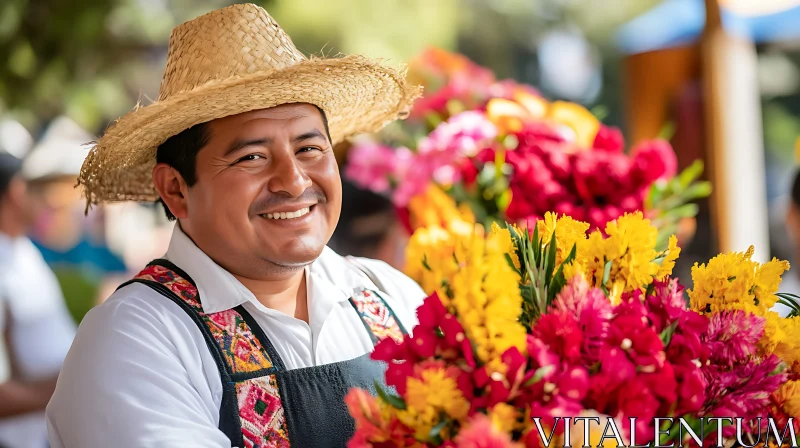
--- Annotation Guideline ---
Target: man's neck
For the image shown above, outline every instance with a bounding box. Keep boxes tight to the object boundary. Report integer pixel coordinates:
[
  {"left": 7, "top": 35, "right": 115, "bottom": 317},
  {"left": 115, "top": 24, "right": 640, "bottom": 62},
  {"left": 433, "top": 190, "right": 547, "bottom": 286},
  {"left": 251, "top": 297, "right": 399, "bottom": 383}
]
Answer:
[
  {"left": 233, "top": 269, "right": 309, "bottom": 322},
  {"left": 0, "top": 212, "right": 23, "bottom": 239}
]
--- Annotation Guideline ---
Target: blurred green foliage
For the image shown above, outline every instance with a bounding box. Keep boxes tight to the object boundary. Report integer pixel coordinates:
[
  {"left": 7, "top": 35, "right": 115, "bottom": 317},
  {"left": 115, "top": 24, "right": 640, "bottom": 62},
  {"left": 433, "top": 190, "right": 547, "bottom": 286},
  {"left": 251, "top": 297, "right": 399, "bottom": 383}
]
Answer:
[{"left": 0, "top": 0, "right": 662, "bottom": 137}]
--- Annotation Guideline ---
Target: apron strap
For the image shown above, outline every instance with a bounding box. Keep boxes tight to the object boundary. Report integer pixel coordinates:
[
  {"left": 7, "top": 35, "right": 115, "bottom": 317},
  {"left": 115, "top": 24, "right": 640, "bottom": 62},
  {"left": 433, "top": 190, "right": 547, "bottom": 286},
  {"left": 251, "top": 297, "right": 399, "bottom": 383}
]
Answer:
[{"left": 121, "top": 259, "right": 284, "bottom": 448}]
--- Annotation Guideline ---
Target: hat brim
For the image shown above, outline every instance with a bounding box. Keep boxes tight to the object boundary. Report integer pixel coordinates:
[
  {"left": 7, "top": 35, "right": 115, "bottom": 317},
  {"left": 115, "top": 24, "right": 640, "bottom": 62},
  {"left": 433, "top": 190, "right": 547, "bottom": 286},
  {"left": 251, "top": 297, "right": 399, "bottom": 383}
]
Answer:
[{"left": 79, "top": 54, "right": 421, "bottom": 205}]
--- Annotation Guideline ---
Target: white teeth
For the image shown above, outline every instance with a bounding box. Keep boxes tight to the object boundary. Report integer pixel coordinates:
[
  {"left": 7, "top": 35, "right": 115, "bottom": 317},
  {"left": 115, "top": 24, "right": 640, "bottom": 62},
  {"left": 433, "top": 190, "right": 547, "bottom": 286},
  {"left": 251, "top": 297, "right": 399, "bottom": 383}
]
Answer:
[{"left": 262, "top": 207, "right": 311, "bottom": 220}]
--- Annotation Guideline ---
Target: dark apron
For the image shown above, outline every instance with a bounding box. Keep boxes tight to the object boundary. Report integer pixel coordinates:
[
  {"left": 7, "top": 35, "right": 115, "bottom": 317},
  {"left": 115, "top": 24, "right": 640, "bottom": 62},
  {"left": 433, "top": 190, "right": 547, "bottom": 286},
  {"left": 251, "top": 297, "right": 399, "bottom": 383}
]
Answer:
[{"left": 122, "top": 259, "right": 408, "bottom": 448}]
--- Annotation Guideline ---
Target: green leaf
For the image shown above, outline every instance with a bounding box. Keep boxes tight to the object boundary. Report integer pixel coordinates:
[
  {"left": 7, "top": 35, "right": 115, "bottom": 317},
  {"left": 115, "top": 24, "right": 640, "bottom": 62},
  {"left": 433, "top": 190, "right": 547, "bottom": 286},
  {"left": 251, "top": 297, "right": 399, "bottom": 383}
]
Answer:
[
  {"left": 548, "top": 271, "right": 566, "bottom": 304},
  {"left": 678, "top": 160, "right": 705, "bottom": 188},
  {"left": 532, "top": 225, "right": 540, "bottom": 265},
  {"left": 562, "top": 244, "right": 578, "bottom": 266},
  {"left": 662, "top": 203, "right": 699, "bottom": 220},
  {"left": 777, "top": 293, "right": 800, "bottom": 318},
  {"left": 523, "top": 365, "right": 555, "bottom": 387},
  {"left": 660, "top": 320, "right": 679, "bottom": 347},
  {"left": 428, "top": 417, "right": 449, "bottom": 443},
  {"left": 658, "top": 121, "right": 676, "bottom": 140},
  {"left": 682, "top": 181, "right": 712, "bottom": 201},
  {"left": 505, "top": 253, "right": 521, "bottom": 275},
  {"left": 544, "top": 230, "right": 558, "bottom": 285},
  {"left": 374, "top": 380, "right": 406, "bottom": 410},
  {"left": 591, "top": 105, "right": 609, "bottom": 121},
  {"left": 422, "top": 255, "right": 431, "bottom": 272},
  {"left": 602, "top": 259, "right": 612, "bottom": 286}
]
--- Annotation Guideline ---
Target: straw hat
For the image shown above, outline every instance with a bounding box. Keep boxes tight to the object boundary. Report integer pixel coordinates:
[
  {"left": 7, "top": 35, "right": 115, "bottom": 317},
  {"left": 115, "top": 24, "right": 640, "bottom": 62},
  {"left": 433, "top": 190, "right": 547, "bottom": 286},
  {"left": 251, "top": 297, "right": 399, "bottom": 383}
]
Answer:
[{"left": 78, "top": 3, "right": 421, "bottom": 206}]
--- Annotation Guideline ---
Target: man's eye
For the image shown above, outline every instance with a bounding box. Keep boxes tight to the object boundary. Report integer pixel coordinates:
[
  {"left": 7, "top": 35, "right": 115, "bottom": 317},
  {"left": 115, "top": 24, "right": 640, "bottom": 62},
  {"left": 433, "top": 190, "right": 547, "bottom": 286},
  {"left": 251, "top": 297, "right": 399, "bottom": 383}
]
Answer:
[
  {"left": 297, "top": 147, "right": 320, "bottom": 154},
  {"left": 238, "top": 154, "right": 262, "bottom": 162}
]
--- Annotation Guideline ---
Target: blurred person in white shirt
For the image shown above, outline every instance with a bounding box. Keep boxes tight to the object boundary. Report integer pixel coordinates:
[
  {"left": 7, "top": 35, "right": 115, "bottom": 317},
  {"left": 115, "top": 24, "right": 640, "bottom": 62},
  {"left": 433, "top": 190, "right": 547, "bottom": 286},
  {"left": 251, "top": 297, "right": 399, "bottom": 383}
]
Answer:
[{"left": 0, "top": 152, "right": 76, "bottom": 448}]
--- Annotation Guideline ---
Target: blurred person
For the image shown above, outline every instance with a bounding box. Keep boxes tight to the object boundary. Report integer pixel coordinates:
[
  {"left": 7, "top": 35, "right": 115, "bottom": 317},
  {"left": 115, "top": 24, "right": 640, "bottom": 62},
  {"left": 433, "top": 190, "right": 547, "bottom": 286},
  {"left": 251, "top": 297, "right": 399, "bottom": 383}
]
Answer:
[
  {"left": 46, "top": 4, "right": 424, "bottom": 448},
  {"left": 22, "top": 117, "right": 128, "bottom": 321},
  {"left": 0, "top": 152, "right": 76, "bottom": 448},
  {"left": 328, "top": 179, "right": 408, "bottom": 269}
]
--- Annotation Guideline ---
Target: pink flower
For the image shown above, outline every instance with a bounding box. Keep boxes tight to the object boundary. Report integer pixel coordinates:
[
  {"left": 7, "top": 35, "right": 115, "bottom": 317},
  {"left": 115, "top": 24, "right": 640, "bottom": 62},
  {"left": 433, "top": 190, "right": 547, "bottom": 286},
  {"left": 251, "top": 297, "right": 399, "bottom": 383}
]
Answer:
[
  {"left": 419, "top": 111, "right": 498, "bottom": 158},
  {"left": 345, "top": 142, "right": 409, "bottom": 193},
  {"left": 630, "top": 139, "right": 678, "bottom": 184}
]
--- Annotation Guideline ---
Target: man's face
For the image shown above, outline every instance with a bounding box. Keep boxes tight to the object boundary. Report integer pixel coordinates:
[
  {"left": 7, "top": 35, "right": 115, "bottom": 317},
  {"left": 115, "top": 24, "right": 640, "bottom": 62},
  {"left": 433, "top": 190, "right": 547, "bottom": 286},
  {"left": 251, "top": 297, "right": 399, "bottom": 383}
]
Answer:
[{"left": 176, "top": 104, "right": 342, "bottom": 278}]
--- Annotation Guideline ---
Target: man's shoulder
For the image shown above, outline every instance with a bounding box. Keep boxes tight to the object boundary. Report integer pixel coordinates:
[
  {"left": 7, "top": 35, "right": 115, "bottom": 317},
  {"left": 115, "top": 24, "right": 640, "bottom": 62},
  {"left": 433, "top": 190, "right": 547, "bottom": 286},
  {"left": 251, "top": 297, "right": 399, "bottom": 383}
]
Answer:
[{"left": 87, "top": 281, "right": 198, "bottom": 335}]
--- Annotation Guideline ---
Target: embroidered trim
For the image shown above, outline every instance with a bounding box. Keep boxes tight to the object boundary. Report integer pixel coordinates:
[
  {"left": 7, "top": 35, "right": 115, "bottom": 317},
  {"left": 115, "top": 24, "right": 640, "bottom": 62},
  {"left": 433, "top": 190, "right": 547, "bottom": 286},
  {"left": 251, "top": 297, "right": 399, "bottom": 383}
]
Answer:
[
  {"left": 236, "top": 375, "right": 291, "bottom": 448},
  {"left": 349, "top": 289, "right": 405, "bottom": 343},
  {"left": 135, "top": 264, "right": 274, "bottom": 373}
]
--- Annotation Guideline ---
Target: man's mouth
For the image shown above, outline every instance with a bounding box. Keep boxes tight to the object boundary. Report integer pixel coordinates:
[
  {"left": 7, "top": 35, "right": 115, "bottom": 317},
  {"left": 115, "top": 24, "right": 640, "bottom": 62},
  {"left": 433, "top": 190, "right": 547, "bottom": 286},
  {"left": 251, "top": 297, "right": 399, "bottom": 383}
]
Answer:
[{"left": 259, "top": 205, "right": 313, "bottom": 220}]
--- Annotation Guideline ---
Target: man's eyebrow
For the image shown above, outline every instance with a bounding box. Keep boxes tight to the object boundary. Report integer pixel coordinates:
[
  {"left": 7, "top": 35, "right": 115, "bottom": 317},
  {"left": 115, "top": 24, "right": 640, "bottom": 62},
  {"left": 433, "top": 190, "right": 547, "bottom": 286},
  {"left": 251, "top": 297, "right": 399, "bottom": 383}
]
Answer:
[
  {"left": 224, "top": 138, "right": 271, "bottom": 157},
  {"left": 293, "top": 129, "right": 327, "bottom": 144}
]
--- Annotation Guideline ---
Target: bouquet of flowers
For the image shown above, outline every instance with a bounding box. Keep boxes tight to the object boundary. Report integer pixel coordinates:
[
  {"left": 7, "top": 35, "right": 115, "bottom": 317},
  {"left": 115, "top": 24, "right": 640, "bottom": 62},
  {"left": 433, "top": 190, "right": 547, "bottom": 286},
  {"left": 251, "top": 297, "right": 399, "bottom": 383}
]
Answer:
[
  {"left": 345, "top": 208, "right": 800, "bottom": 447},
  {"left": 343, "top": 49, "right": 709, "bottom": 249}
]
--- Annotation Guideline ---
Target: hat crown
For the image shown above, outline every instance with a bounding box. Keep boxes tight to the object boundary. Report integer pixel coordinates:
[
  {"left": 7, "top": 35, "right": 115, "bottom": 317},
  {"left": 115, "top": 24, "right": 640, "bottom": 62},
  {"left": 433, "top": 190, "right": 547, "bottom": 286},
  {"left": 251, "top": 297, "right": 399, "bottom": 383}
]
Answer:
[{"left": 158, "top": 3, "right": 306, "bottom": 101}]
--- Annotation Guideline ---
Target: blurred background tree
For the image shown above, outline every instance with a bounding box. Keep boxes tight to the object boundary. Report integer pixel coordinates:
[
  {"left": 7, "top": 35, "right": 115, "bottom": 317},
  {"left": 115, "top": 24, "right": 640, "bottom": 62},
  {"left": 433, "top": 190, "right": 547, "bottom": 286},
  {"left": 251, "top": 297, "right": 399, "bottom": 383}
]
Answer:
[{"left": 1, "top": 0, "right": 667, "bottom": 138}]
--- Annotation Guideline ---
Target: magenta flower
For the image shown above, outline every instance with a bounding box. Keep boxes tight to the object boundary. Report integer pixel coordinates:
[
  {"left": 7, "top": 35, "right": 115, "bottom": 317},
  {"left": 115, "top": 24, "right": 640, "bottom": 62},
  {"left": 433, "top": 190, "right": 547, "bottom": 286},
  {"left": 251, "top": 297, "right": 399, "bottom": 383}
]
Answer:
[
  {"left": 703, "top": 354, "right": 787, "bottom": 423},
  {"left": 703, "top": 310, "right": 766, "bottom": 368}
]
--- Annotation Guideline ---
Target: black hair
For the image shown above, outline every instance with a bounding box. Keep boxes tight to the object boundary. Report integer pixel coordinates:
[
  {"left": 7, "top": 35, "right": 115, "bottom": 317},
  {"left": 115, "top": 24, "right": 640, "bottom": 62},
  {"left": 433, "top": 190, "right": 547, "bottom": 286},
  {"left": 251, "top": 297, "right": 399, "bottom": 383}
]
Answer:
[
  {"left": 0, "top": 153, "right": 23, "bottom": 199},
  {"left": 328, "top": 179, "right": 396, "bottom": 258},
  {"left": 155, "top": 106, "right": 332, "bottom": 221},
  {"left": 792, "top": 170, "right": 800, "bottom": 209}
]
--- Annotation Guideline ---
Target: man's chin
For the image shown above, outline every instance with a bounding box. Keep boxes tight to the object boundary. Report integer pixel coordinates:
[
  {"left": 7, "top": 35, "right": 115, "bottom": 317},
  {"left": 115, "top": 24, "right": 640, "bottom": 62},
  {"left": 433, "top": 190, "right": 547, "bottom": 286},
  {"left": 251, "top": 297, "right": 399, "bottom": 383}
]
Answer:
[{"left": 265, "top": 244, "right": 325, "bottom": 269}]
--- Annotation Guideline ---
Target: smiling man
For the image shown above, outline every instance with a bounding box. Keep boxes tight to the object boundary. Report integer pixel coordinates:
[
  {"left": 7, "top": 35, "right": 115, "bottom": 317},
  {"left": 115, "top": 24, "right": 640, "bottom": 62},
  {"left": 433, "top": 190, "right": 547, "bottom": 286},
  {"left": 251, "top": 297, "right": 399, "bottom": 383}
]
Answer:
[{"left": 45, "top": 4, "right": 424, "bottom": 448}]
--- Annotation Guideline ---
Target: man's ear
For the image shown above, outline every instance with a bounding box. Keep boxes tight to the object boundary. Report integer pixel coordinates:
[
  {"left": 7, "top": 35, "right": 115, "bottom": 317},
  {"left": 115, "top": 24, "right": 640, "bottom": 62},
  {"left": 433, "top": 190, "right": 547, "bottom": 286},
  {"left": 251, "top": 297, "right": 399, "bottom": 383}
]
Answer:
[
  {"left": 152, "top": 163, "right": 189, "bottom": 220},
  {"left": 5, "top": 177, "right": 27, "bottom": 210}
]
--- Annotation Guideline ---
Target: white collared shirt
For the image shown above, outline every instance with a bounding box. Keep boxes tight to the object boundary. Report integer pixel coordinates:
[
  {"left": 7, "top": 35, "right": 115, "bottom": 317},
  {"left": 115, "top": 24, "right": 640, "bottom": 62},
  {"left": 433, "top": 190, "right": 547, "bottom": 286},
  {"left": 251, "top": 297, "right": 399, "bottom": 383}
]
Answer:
[
  {"left": 46, "top": 225, "right": 426, "bottom": 448},
  {"left": 0, "top": 233, "right": 76, "bottom": 448}
]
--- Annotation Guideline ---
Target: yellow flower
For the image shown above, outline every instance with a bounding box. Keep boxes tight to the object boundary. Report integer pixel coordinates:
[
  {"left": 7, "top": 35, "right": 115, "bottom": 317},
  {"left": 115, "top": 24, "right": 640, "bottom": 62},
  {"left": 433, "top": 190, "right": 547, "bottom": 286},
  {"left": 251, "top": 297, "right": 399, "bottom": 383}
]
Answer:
[
  {"left": 547, "top": 101, "right": 601, "bottom": 148},
  {"left": 761, "top": 313, "right": 800, "bottom": 366},
  {"left": 408, "top": 184, "right": 475, "bottom": 232},
  {"left": 564, "top": 212, "right": 665, "bottom": 296},
  {"left": 405, "top": 368, "right": 470, "bottom": 421},
  {"left": 488, "top": 403, "right": 520, "bottom": 434},
  {"left": 657, "top": 235, "right": 681, "bottom": 279},
  {"left": 404, "top": 222, "right": 526, "bottom": 369},
  {"left": 688, "top": 246, "right": 790, "bottom": 315},
  {"left": 776, "top": 380, "right": 800, "bottom": 417},
  {"left": 396, "top": 405, "right": 439, "bottom": 440},
  {"left": 489, "top": 222, "right": 520, "bottom": 270},
  {"left": 537, "top": 212, "right": 589, "bottom": 266}
]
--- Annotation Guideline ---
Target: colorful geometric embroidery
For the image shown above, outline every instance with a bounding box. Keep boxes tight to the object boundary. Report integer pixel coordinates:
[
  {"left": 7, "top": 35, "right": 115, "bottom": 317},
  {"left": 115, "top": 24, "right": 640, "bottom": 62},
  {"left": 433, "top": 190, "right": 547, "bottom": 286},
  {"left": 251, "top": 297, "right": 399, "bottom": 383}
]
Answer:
[
  {"left": 236, "top": 376, "right": 290, "bottom": 448},
  {"left": 350, "top": 289, "right": 405, "bottom": 343},
  {"left": 136, "top": 264, "right": 203, "bottom": 310},
  {"left": 134, "top": 264, "right": 273, "bottom": 373}
]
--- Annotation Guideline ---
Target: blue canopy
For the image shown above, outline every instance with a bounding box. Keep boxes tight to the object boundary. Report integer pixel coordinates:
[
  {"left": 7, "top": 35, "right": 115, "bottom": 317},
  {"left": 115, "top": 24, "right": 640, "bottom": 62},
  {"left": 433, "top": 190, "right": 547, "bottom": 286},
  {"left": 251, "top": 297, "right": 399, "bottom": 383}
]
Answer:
[{"left": 616, "top": 0, "right": 800, "bottom": 54}]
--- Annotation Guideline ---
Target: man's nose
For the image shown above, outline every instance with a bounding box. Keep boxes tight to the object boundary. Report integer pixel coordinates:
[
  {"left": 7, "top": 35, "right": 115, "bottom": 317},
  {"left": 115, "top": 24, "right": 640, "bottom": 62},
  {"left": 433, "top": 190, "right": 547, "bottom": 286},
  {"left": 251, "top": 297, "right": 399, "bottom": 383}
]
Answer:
[{"left": 267, "top": 153, "right": 312, "bottom": 197}]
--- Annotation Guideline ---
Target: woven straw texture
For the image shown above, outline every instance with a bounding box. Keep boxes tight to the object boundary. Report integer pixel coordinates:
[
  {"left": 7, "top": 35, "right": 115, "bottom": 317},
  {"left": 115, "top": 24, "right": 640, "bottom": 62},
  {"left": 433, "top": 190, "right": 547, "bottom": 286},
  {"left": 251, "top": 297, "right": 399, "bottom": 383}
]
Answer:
[{"left": 78, "top": 3, "right": 421, "bottom": 205}]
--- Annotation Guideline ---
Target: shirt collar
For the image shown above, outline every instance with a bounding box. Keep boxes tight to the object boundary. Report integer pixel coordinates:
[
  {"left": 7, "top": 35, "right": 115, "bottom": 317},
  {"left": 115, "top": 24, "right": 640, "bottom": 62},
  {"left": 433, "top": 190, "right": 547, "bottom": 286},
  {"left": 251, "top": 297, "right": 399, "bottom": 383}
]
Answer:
[{"left": 163, "top": 224, "right": 364, "bottom": 314}]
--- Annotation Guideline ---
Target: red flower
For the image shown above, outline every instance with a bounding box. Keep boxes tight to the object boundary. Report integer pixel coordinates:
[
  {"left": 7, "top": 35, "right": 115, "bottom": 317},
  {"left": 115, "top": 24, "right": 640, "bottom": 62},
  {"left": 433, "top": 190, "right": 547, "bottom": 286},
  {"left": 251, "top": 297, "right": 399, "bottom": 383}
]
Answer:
[
  {"left": 593, "top": 125, "right": 624, "bottom": 152},
  {"left": 416, "top": 292, "right": 449, "bottom": 330},
  {"left": 460, "top": 158, "right": 480, "bottom": 186},
  {"left": 532, "top": 312, "right": 583, "bottom": 365},
  {"left": 630, "top": 139, "right": 678, "bottom": 184}
]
